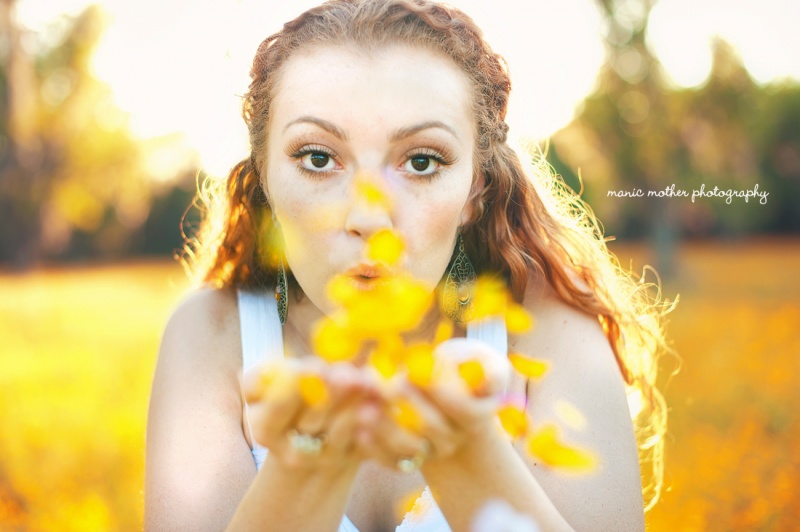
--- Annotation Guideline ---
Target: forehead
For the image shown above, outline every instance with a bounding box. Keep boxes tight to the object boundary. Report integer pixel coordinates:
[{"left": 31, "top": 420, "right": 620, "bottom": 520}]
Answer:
[{"left": 268, "top": 44, "right": 475, "bottom": 134}]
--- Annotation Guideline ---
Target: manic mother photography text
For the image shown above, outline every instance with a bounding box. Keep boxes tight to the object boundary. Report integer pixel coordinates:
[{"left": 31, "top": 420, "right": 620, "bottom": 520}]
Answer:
[{"left": 607, "top": 183, "right": 769, "bottom": 205}]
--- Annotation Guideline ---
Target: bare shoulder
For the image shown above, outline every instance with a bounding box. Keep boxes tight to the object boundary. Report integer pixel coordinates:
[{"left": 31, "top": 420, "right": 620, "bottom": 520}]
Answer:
[
  {"left": 510, "top": 274, "right": 645, "bottom": 530},
  {"left": 159, "top": 287, "right": 241, "bottom": 370},
  {"left": 512, "top": 274, "right": 622, "bottom": 390},
  {"left": 146, "top": 287, "right": 254, "bottom": 531}
]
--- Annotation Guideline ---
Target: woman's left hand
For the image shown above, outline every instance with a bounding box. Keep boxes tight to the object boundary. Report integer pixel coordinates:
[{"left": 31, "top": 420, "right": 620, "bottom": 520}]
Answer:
[{"left": 356, "top": 338, "right": 509, "bottom": 470}]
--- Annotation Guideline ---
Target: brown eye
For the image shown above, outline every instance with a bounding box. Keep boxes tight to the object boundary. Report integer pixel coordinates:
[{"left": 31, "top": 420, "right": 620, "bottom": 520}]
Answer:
[
  {"left": 404, "top": 154, "right": 440, "bottom": 176},
  {"left": 410, "top": 156, "right": 430, "bottom": 172},
  {"left": 309, "top": 153, "right": 329, "bottom": 168},
  {"left": 298, "top": 150, "right": 337, "bottom": 172}
]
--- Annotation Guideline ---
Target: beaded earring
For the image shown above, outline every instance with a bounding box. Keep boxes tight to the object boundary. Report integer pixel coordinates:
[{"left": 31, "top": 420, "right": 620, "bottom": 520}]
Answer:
[
  {"left": 275, "top": 258, "right": 288, "bottom": 325},
  {"left": 270, "top": 209, "right": 288, "bottom": 325}
]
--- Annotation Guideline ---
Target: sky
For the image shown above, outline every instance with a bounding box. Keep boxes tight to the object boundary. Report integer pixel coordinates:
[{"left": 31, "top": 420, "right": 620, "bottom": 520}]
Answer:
[{"left": 14, "top": 0, "right": 800, "bottom": 179}]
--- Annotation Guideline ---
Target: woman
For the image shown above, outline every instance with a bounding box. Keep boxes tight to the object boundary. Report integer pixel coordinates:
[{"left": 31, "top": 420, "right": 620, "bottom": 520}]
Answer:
[{"left": 146, "top": 0, "right": 669, "bottom": 530}]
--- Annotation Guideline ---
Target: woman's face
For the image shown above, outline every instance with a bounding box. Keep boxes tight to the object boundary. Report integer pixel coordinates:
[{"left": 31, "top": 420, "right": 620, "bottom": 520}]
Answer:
[{"left": 264, "top": 44, "right": 477, "bottom": 316}]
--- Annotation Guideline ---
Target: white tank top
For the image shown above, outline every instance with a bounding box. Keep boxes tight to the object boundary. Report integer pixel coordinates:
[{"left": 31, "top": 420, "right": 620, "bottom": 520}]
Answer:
[{"left": 237, "top": 290, "right": 508, "bottom": 532}]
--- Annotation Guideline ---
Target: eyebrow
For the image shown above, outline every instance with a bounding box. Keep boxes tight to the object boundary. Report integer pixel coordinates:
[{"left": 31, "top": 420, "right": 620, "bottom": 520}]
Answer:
[
  {"left": 283, "top": 116, "right": 348, "bottom": 140},
  {"left": 391, "top": 121, "right": 459, "bottom": 142},
  {"left": 284, "top": 116, "right": 459, "bottom": 143}
]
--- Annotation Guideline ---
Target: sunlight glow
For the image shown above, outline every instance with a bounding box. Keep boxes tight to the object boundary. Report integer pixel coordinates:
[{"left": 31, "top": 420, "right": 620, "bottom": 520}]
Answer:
[
  {"left": 15, "top": 0, "right": 800, "bottom": 178},
  {"left": 648, "top": 0, "right": 800, "bottom": 87}
]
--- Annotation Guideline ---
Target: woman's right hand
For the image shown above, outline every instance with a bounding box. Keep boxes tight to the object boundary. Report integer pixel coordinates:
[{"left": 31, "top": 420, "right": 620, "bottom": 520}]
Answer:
[{"left": 241, "top": 358, "right": 380, "bottom": 474}]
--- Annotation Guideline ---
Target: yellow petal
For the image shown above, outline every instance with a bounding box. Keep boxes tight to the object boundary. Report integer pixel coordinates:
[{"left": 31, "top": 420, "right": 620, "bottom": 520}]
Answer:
[
  {"left": 497, "top": 404, "right": 528, "bottom": 439},
  {"left": 366, "top": 229, "right": 405, "bottom": 266},
  {"left": 433, "top": 319, "right": 454, "bottom": 345},
  {"left": 526, "top": 424, "right": 597, "bottom": 470},
  {"left": 371, "top": 348, "right": 399, "bottom": 379},
  {"left": 370, "top": 336, "right": 404, "bottom": 379},
  {"left": 554, "top": 400, "right": 587, "bottom": 430},
  {"left": 311, "top": 317, "right": 360, "bottom": 362},
  {"left": 298, "top": 374, "right": 329, "bottom": 407},
  {"left": 393, "top": 399, "right": 424, "bottom": 432},
  {"left": 405, "top": 344, "right": 435, "bottom": 387},
  {"left": 458, "top": 359, "right": 487, "bottom": 394},
  {"left": 326, "top": 274, "right": 360, "bottom": 306},
  {"left": 395, "top": 490, "right": 425, "bottom": 523},
  {"left": 344, "top": 275, "right": 432, "bottom": 337},
  {"left": 505, "top": 304, "right": 533, "bottom": 334},
  {"left": 470, "top": 276, "right": 509, "bottom": 321},
  {"left": 355, "top": 175, "right": 393, "bottom": 210},
  {"left": 508, "top": 353, "right": 549, "bottom": 379}
]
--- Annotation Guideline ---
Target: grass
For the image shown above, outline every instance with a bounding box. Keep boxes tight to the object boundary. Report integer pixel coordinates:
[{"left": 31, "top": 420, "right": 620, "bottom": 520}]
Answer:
[{"left": 1, "top": 238, "right": 798, "bottom": 530}]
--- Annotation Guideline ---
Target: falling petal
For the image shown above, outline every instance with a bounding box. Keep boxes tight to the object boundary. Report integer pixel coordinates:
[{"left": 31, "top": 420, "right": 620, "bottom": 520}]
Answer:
[
  {"left": 298, "top": 374, "right": 329, "bottom": 407},
  {"left": 508, "top": 353, "right": 549, "bottom": 379},
  {"left": 370, "top": 336, "right": 404, "bottom": 379},
  {"left": 497, "top": 404, "right": 528, "bottom": 439},
  {"left": 326, "top": 274, "right": 360, "bottom": 306},
  {"left": 312, "top": 318, "right": 360, "bottom": 362},
  {"left": 471, "top": 276, "right": 510, "bottom": 321},
  {"left": 554, "top": 400, "right": 587, "bottom": 430},
  {"left": 527, "top": 424, "right": 597, "bottom": 470},
  {"left": 344, "top": 275, "right": 433, "bottom": 337},
  {"left": 433, "top": 319, "right": 454, "bottom": 345},
  {"left": 396, "top": 490, "right": 425, "bottom": 523},
  {"left": 393, "top": 399, "right": 424, "bottom": 432},
  {"left": 367, "top": 229, "right": 405, "bottom": 266},
  {"left": 355, "top": 175, "right": 393, "bottom": 210},
  {"left": 505, "top": 304, "right": 533, "bottom": 334},
  {"left": 458, "top": 359, "right": 487, "bottom": 395},
  {"left": 406, "top": 344, "right": 435, "bottom": 387}
]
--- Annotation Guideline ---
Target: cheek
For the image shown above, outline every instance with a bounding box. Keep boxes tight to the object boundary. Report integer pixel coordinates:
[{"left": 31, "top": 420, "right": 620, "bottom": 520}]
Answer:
[
  {"left": 397, "top": 189, "right": 469, "bottom": 281},
  {"left": 268, "top": 172, "right": 345, "bottom": 257}
]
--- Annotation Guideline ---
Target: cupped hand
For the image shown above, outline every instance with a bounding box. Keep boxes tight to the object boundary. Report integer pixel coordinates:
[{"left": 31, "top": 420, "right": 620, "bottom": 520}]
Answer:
[
  {"left": 241, "top": 358, "right": 381, "bottom": 473},
  {"left": 356, "top": 338, "right": 510, "bottom": 470}
]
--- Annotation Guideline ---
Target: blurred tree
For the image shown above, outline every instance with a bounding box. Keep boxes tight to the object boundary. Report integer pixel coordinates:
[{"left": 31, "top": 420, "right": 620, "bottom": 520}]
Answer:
[
  {"left": 549, "top": 0, "right": 681, "bottom": 275},
  {"left": 0, "top": 2, "right": 195, "bottom": 267},
  {"left": 755, "top": 82, "right": 800, "bottom": 234},
  {"left": 549, "top": 0, "right": 800, "bottom": 273}
]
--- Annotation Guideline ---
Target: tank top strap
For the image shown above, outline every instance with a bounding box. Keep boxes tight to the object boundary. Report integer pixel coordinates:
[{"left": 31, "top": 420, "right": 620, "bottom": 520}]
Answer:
[
  {"left": 237, "top": 290, "right": 285, "bottom": 372},
  {"left": 465, "top": 316, "right": 507, "bottom": 356}
]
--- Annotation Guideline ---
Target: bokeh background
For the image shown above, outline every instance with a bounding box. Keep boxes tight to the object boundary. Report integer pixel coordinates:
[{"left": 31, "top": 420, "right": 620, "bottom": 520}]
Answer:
[{"left": 1, "top": 0, "right": 798, "bottom": 529}]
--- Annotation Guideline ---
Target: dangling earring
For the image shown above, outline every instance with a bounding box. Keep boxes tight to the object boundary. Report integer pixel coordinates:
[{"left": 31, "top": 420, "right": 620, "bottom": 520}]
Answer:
[
  {"left": 275, "top": 257, "right": 288, "bottom": 325},
  {"left": 270, "top": 208, "right": 288, "bottom": 325},
  {"left": 441, "top": 234, "right": 476, "bottom": 324}
]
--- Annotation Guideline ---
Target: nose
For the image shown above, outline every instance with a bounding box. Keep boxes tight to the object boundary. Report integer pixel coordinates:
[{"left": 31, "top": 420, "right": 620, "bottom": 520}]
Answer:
[{"left": 344, "top": 174, "right": 393, "bottom": 239}]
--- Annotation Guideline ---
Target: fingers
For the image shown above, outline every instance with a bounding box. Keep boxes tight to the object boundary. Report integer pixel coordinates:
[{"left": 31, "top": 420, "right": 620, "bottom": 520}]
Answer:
[
  {"left": 241, "top": 340, "right": 505, "bottom": 472},
  {"left": 355, "top": 398, "right": 433, "bottom": 471},
  {"left": 243, "top": 358, "right": 382, "bottom": 461},
  {"left": 293, "top": 363, "right": 377, "bottom": 436}
]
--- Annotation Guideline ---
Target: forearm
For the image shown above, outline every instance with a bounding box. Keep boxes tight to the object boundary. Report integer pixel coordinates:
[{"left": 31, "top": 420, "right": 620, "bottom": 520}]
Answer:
[
  {"left": 421, "top": 422, "right": 574, "bottom": 532},
  {"left": 227, "top": 455, "right": 359, "bottom": 531}
]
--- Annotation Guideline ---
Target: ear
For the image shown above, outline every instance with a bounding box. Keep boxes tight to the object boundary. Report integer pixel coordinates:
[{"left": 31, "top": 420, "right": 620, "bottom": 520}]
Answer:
[{"left": 459, "top": 173, "right": 487, "bottom": 227}]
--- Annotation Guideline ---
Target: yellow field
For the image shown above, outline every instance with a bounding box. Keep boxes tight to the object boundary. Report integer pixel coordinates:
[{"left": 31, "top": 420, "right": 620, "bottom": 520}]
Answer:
[
  {"left": 1, "top": 240, "right": 798, "bottom": 530},
  {"left": 0, "top": 262, "right": 190, "bottom": 530}
]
